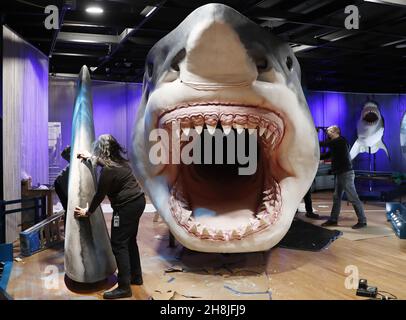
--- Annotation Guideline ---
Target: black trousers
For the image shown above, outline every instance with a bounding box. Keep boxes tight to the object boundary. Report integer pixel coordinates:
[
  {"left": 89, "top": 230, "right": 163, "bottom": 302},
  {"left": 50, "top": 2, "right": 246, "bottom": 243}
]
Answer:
[
  {"left": 54, "top": 181, "right": 68, "bottom": 227},
  {"left": 111, "top": 195, "right": 146, "bottom": 287},
  {"left": 304, "top": 189, "right": 313, "bottom": 214}
]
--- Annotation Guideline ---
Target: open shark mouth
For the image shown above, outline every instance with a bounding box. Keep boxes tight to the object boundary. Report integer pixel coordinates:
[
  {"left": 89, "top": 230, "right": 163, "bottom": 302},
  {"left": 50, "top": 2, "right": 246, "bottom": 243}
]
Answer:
[
  {"left": 362, "top": 108, "right": 379, "bottom": 124},
  {"left": 159, "top": 103, "right": 285, "bottom": 241},
  {"left": 131, "top": 4, "right": 319, "bottom": 252}
]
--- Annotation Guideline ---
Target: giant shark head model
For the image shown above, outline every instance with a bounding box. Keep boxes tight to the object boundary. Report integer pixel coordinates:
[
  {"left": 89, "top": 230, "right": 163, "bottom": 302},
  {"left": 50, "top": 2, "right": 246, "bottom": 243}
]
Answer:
[
  {"left": 131, "top": 4, "right": 319, "bottom": 253},
  {"left": 350, "top": 101, "right": 389, "bottom": 160}
]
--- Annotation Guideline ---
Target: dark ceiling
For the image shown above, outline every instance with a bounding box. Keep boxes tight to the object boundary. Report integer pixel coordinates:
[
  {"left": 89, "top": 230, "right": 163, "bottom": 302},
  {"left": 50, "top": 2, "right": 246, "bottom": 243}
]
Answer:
[{"left": 2, "top": 0, "right": 406, "bottom": 93}]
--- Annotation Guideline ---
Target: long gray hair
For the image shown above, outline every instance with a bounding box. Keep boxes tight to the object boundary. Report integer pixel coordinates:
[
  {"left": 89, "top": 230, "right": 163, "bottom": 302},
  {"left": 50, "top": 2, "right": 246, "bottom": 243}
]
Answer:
[{"left": 92, "top": 134, "right": 128, "bottom": 167}]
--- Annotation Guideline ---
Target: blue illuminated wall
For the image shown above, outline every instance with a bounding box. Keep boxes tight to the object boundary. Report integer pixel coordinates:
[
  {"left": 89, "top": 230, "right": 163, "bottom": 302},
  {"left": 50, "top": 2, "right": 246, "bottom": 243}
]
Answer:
[
  {"left": 306, "top": 91, "right": 406, "bottom": 173},
  {"left": 49, "top": 79, "right": 406, "bottom": 180},
  {"left": 49, "top": 77, "right": 142, "bottom": 183}
]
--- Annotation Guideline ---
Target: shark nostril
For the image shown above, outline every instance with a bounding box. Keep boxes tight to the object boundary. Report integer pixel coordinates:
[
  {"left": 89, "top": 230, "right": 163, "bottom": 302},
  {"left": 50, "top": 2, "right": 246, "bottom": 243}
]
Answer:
[
  {"left": 170, "top": 48, "right": 186, "bottom": 72},
  {"left": 286, "top": 56, "right": 293, "bottom": 71}
]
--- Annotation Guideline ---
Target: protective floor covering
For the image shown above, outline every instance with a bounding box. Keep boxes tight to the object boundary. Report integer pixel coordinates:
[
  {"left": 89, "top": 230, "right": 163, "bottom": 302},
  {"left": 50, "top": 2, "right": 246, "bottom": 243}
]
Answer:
[{"left": 278, "top": 218, "right": 342, "bottom": 251}]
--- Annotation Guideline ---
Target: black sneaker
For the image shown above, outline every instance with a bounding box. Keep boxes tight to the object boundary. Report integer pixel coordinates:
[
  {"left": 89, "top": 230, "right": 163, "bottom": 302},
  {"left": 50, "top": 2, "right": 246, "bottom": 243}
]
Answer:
[
  {"left": 103, "top": 287, "right": 132, "bottom": 299},
  {"left": 305, "top": 212, "right": 320, "bottom": 219},
  {"left": 131, "top": 275, "right": 143, "bottom": 285},
  {"left": 352, "top": 222, "right": 367, "bottom": 229},
  {"left": 321, "top": 220, "right": 338, "bottom": 227}
]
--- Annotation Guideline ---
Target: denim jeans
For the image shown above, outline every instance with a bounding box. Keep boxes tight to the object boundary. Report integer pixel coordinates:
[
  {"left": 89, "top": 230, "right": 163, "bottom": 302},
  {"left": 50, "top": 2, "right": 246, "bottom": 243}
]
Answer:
[{"left": 330, "top": 170, "right": 366, "bottom": 223}]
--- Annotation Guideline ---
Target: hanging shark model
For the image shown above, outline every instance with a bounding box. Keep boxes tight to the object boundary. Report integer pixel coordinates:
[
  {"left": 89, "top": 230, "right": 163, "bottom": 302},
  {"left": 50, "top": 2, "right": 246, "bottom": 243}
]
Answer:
[
  {"left": 64, "top": 66, "right": 116, "bottom": 283},
  {"left": 350, "top": 101, "right": 389, "bottom": 160},
  {"left": 401, "top": 112, "right": 406, "bottom": 160},
  {"left": 131, "top": 4, "right": 319, "bottom": 253}
]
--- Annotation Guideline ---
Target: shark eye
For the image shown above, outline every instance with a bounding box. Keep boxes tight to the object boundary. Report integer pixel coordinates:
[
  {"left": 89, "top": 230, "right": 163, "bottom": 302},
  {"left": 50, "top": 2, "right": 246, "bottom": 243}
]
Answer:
[
  {"left": 286, "top": 56, "right": 293, "bottom": 71},
  {"left": 146, "top": 62, "right": 154, "bottom": 78},
  {"left": 255, "top": 57, "right": 268, "bottom": 72},
  {"left": 170, "top": 48, "right": 186, "bottom": 72}
]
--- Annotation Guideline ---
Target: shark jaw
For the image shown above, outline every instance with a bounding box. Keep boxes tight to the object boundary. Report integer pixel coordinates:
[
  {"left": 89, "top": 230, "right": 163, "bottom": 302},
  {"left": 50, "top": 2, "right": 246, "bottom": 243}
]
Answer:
[
  {"left": 161, "top": 103, "right": 284, "bottom": 241},
  {"left": 362, "top": 105, "right": 380, "bottom": 125},
  {"left": 136, "top": 81, "right": 318, "bottom": 253},
  {"left": 131, "top": 4, "right": 319, "bottom": 253}
]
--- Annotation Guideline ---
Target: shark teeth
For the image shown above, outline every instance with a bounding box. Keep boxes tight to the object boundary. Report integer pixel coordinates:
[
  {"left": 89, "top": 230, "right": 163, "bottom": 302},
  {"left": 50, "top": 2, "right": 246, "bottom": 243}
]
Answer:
[
  {"left": 233, "top": 123, "right": 245, "bottom": 134},
  {"left": 201, "top": 227, "right": 211, "bottom": 239},
  {"left": 182, "top": 127, "right": 190, "bottom": 136},
  {"left": 195, "top": 125, "right": 203, "bottom": 134},
  {"left": 222, "top": 125, "right": 232, "bottom": 135},
  {"left": 180, "top": 210, "right": 192, "bottom": 225},
  {"left": 207, "top": 124, "right": 216, "bottom": 135},
  {"left": 169, "top": 175, "right": 282, "bottom": 242},
  {"left": 189, "top": 224, "right": 199, "bottom": 234},
  {"left": 160, "top": 108, "right": 284, "bottom": 150},
  {"left": 160, "top": 106, "right": 284, "bottom": 151}
]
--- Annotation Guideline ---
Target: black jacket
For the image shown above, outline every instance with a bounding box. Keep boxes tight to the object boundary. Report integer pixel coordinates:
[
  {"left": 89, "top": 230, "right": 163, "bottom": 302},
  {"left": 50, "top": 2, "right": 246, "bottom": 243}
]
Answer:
[
  {"left": 320, "top": 136, "right": 353, "bottom": 175},
  {"left": 88, "top": 158, "right": 144, "bottom": 213}
]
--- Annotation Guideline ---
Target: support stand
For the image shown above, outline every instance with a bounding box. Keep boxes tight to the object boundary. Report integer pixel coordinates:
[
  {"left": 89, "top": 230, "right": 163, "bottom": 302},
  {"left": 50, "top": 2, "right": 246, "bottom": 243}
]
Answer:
[{"left": 368, "top": 147, "right": 377, "bottom": 192}]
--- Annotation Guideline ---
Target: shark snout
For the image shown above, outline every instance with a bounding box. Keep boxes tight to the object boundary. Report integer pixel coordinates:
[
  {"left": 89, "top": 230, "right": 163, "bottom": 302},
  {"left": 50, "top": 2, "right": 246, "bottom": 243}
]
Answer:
[{"left": 179, "top": 19, "right": 258, "bottom": 89}]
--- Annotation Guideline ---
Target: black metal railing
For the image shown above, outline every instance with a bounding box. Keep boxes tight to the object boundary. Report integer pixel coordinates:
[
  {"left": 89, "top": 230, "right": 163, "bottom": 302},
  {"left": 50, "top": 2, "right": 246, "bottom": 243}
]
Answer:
[{"left": 0, "top": 196, "right": 46, "bottom": 243}]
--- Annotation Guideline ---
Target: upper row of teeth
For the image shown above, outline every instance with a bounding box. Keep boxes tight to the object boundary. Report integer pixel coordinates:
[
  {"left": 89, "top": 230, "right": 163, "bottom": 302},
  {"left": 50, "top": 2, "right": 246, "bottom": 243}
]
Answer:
[{"left": 162, "top": 115, "right": 282, "bottom": 141}]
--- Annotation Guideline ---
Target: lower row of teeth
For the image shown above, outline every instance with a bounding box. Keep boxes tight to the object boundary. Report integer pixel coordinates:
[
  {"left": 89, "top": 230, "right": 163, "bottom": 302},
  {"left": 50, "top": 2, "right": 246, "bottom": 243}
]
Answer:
[{"left": 169, "top": 182, "right": 281, "bottom": 241}]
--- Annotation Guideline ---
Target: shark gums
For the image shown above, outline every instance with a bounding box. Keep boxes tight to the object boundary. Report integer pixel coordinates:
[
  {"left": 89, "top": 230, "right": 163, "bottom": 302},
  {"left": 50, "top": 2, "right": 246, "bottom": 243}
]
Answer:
[
  {"left": 350, "top": 101, "right": 389, "bottom": 160},
  {"left": 131, "top": 4, "right": 319, "bottom": 253}
]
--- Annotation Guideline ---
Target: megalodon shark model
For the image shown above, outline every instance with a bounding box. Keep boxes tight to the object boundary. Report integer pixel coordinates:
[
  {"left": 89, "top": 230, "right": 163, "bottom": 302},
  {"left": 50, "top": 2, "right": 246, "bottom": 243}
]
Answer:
[
  {"left": 65, "top": 66, "right": 116, "bottom": 283},
  {"left": 350, "top": 101, "right": 389, "bottom": 160},
  {"left": 131, "top": 4, "right": 319, "bottom": 253}
]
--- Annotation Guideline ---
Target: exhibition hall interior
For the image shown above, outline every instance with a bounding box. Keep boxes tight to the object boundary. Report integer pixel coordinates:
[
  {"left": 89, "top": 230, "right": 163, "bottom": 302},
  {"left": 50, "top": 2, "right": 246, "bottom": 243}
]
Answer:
[{"left": 1, "top": 0, "right": 406, "bottom": 301}]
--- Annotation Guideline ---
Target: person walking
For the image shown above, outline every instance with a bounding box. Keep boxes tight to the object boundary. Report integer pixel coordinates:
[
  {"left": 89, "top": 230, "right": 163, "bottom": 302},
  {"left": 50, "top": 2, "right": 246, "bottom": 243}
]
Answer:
[{"left": 319, "top": 125, "right": 367, "bottom": 229}]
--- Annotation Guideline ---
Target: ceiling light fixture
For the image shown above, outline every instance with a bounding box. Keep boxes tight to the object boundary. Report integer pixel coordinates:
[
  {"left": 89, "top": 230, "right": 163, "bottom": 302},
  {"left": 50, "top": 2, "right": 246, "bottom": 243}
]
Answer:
[
  {"left": 380, "top": 39, "right": 406, "bottom": 47},
  {"left": 86, "top": 6, "right": 104, "bottom": 14},
  {"left": 364, "top": 0, "right": 406, "bottom": 7},
  {"left": 291, "top": 44, "right": 317, "bottom": 53},
  {"left": 141, "top": 5, "right": 158, "bottom": 17}
]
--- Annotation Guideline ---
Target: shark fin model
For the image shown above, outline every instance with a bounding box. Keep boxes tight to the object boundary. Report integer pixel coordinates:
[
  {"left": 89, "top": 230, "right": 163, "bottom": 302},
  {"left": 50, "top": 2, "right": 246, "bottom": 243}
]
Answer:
[{"left": 64, "top": 66, "right": 116, "bottom": 283}]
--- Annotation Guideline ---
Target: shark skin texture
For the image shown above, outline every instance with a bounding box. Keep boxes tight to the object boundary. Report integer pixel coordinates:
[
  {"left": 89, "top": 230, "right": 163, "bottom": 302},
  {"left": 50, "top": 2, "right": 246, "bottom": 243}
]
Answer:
[
  {"left": 64, "top": 66, "right": 117, "bottom": 283},
  {"left": 350, "top": 101, "right": 389, "bottom": 160},
  {"left": 131, "top": 4, "right": 319, "bottom": 253}
]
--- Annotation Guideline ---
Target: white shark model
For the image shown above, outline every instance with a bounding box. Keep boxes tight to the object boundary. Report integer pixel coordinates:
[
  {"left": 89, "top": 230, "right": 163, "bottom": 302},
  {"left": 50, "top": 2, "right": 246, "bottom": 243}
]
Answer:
[
  {"left": 401, "top": 112, "right": 406, "bottom": 160},
  {"left": 350, "top": 101, "right": 389, "bottom": 160},
  {"left": 131, "top": 4, "right": 319, "bottom": 253}
]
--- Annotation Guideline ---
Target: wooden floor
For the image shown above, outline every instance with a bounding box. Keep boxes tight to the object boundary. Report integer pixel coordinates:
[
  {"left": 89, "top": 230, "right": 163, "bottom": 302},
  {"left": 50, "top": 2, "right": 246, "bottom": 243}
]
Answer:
[{"left": 6, "top": 191, "right": 406, "bottom": 300}]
